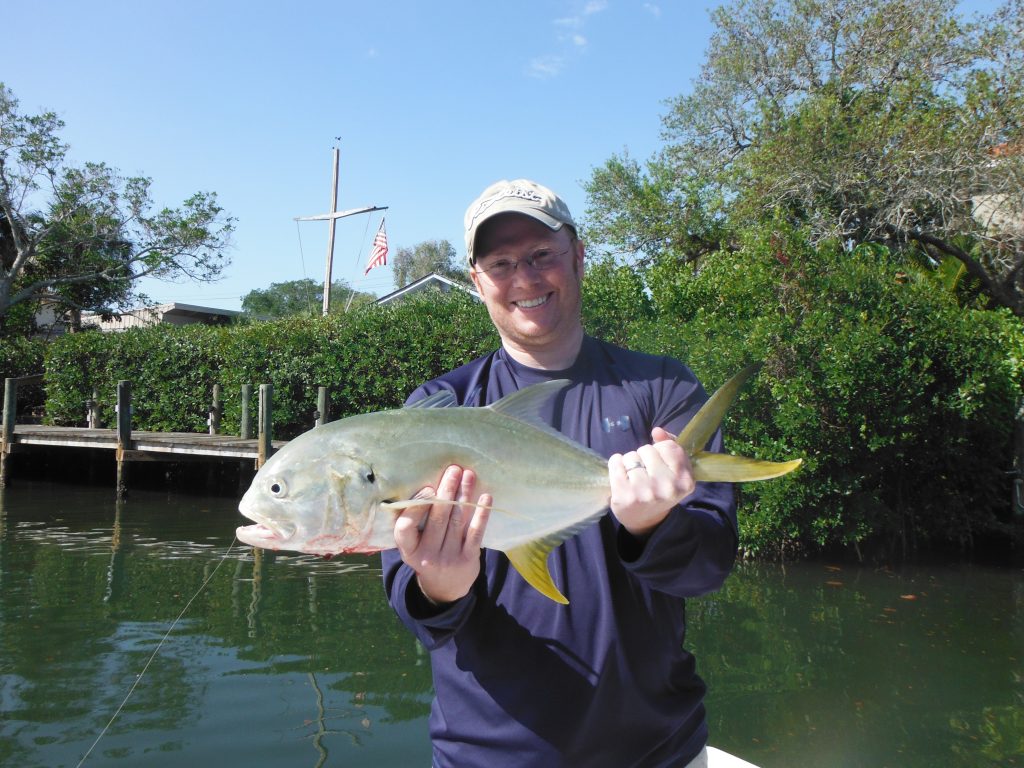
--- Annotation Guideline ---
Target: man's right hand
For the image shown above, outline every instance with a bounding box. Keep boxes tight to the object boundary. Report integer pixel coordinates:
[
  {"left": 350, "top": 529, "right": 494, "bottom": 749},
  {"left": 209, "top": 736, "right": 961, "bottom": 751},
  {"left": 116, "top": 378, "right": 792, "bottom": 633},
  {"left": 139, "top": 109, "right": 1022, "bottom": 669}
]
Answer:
[{"left": 393, "top": 465, "right": 491, "bottom": 606}]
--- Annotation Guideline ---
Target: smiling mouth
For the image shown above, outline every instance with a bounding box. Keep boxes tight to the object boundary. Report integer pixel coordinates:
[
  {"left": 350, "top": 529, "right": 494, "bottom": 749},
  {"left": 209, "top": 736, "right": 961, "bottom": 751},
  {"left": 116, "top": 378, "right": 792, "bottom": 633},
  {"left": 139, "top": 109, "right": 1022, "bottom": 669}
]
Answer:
[{"left": 515, "top": 294, "right": 550, "bottom": 309}]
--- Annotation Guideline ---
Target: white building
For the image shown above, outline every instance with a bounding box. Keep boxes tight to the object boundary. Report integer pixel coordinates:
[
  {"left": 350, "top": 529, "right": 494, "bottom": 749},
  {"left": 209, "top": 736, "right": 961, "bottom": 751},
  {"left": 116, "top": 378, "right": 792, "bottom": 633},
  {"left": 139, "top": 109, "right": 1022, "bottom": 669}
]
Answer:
[{"left": 78, "top": 302, "right": 240, "bottom": 332}]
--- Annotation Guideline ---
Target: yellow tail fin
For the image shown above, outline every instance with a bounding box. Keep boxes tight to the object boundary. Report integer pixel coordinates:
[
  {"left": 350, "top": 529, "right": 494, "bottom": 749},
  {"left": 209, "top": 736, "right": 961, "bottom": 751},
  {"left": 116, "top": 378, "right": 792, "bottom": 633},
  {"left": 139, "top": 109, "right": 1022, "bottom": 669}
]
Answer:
[
  {"left": 678, "top": 364, "right": 802, "bottom": 483},
  {"left": 691, "top": 452, "right": 802, "bottom": 483}
]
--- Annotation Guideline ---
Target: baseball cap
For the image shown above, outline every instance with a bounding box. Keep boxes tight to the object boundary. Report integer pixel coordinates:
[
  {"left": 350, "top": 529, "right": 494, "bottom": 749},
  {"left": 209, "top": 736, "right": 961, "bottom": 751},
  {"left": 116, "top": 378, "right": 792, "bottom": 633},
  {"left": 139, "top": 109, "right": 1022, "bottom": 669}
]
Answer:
[{"left": 464, "top": 179, "right": 576, "bottom": 264}]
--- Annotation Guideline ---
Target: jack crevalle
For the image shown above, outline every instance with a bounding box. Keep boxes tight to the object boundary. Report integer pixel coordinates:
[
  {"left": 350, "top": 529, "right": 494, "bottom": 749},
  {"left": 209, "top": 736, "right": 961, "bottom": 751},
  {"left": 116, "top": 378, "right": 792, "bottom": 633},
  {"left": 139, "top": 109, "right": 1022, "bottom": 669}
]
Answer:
[{"left": 236, "top": 364, "right": 801, "bottom": 603}]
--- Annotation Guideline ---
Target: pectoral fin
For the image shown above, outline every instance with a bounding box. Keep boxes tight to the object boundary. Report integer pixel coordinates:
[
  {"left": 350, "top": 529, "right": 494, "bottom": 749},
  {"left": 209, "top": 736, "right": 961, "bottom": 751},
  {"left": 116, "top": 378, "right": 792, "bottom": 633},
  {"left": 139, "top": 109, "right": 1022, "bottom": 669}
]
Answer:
[
  {"left": 379, "top": 497, "right": 525, "bottom": 520},
  {"left": 506, "top": 539, "right": 569, "bottom": 604}
]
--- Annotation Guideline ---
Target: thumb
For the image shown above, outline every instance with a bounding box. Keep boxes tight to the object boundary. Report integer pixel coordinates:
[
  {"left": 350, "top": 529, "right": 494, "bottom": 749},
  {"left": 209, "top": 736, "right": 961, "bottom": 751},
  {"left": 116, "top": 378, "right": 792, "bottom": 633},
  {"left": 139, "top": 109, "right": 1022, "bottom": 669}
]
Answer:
[{"left": 651, "top": 426, "right": 677, "bottom": 443}]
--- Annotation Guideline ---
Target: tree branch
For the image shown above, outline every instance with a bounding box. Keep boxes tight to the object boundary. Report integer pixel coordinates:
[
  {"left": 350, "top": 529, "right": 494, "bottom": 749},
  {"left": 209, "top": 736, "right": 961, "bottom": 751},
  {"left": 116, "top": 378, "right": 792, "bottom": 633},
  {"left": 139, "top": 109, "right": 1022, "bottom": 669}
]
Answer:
[{"left": 893, "top": 224, "right": 1024, "bottom": 316}]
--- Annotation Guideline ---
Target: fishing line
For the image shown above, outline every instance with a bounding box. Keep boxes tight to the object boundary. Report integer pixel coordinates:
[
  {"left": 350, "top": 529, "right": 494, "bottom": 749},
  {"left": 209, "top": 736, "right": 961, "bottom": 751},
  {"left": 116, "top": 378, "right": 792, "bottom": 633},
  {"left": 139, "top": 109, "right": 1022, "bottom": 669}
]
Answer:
[{"left": 76, "top": 537, "right": 241, "bottom": 767}]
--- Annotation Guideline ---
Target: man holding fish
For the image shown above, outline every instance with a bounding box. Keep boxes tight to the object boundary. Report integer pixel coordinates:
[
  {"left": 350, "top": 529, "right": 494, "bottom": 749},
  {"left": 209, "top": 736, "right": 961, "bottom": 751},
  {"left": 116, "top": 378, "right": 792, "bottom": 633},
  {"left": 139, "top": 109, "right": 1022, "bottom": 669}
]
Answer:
[{"left": 382, "top": 180, "right": 759, "bottom": 768}]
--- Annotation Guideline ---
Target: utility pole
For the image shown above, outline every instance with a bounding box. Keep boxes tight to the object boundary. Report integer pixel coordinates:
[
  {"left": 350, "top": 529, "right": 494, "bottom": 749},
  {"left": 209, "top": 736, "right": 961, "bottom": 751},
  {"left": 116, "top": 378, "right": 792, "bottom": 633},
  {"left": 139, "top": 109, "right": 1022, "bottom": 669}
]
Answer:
[{"left": 295, "top": 142, "right": 387, "bottom": 315}]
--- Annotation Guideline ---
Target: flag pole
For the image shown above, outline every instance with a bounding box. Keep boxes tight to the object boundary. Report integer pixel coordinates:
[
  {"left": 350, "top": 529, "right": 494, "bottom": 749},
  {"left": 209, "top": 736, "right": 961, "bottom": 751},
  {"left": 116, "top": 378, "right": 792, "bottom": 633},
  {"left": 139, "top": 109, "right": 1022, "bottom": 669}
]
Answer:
[{"left": 293, "top": 142, "right": 387, "bottom": 317}]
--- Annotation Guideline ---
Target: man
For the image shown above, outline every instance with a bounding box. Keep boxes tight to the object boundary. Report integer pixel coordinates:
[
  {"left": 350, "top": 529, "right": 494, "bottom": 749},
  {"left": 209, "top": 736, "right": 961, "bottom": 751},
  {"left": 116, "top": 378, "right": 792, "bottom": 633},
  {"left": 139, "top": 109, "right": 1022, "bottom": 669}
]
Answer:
[{"left": 381, "top": 179, "right": 740, "bottom": 767}]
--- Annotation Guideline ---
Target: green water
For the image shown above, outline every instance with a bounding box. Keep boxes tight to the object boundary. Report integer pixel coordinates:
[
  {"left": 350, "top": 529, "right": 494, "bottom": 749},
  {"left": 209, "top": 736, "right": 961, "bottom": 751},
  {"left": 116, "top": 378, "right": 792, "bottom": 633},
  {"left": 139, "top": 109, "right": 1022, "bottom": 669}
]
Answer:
[{"left": 0, "top": 482, "right": 1020, "bottom": 767}]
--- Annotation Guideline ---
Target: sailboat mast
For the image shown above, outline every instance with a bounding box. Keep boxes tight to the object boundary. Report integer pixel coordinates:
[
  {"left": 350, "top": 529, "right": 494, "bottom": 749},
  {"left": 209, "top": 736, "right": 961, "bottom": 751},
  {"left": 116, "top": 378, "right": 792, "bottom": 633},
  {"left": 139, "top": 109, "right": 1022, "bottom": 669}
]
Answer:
[
  {"left": 322, "top": 146, "right": 341, "bottom": 316},
  {"left": 293, "top": 144, "right": 388, "bottom": 316}
]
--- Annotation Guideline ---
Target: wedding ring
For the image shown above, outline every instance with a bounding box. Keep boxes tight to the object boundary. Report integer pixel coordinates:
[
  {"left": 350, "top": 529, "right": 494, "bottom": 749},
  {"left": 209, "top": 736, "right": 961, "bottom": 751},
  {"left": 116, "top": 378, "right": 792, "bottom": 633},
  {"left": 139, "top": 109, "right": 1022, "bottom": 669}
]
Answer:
[{"left": 624, "top": 458, "right": 646, "bottom": 473}]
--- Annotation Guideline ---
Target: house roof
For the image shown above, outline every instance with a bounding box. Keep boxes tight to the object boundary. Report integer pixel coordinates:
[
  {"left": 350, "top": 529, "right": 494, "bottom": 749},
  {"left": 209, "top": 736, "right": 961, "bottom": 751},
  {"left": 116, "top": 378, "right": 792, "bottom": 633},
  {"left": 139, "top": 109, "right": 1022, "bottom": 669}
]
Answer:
[
  {"left": 79, "top": 302, "right": 241, "bottom": 331},
  {"left": 374, "top": 273, "right": 480, "bottom": 305}
]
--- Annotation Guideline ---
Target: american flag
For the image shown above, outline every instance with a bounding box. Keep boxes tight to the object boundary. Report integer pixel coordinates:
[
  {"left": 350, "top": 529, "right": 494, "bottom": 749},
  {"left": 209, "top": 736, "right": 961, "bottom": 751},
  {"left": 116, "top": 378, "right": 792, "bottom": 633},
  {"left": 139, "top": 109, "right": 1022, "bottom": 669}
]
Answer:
[{"left": 364, "top": 218, "right": 389, "bottom": 275}]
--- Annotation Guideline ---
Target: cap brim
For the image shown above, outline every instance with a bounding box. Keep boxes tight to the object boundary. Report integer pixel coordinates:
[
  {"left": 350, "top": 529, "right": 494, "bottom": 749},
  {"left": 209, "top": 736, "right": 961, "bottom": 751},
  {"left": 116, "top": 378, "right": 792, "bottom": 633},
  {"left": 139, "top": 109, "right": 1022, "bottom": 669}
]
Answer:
[{"left": 467, "top": 206, "right": 565, "bottom": 261}]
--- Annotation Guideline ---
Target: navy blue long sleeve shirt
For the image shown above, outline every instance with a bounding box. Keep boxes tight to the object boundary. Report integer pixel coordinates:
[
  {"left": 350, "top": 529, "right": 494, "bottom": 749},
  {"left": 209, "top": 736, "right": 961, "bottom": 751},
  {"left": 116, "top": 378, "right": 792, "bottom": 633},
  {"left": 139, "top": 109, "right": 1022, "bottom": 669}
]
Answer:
[{"left": 382, "top": 336, "right": 738, "bottom": 768}]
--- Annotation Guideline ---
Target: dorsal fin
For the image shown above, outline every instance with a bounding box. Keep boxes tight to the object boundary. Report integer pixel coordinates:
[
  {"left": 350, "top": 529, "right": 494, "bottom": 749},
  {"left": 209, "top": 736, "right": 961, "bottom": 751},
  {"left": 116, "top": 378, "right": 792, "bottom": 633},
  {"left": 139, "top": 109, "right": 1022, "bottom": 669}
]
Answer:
[
  {"left": 488, "top": 379, "right": 570, "bottom": 423},
  {"left": 487, "top": 380, "right": 603, "bottom": 458},
  {"left": 406, "top": 390, "right": 458, "bottom": 409}
]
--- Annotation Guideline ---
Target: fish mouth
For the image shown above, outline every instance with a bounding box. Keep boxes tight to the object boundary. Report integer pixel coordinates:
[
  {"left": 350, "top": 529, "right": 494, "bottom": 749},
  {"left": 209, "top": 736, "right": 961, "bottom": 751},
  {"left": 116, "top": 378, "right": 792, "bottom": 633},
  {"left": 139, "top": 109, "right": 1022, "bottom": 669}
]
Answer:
[
  {"left": 236, "top": 507, "right": 296, "bottom": 549},
  {"left": 236, "top": 522, "right": 286, "bottom": 548}
]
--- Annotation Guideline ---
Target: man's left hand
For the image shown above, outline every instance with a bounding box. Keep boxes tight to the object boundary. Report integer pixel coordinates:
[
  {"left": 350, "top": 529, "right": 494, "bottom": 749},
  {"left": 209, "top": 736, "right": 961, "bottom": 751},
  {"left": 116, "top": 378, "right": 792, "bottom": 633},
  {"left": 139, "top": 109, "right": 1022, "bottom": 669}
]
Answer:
[{"left": 608, "top": 427, "right": 696, "bottom": 540}]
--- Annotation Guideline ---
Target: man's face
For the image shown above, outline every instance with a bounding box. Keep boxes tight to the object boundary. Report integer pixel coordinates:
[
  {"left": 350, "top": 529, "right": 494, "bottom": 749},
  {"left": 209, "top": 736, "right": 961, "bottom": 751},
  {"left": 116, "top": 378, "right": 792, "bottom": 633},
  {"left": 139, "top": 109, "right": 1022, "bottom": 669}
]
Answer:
[{"left": 470, "top": 213, "right": 585, "bottom": 361}]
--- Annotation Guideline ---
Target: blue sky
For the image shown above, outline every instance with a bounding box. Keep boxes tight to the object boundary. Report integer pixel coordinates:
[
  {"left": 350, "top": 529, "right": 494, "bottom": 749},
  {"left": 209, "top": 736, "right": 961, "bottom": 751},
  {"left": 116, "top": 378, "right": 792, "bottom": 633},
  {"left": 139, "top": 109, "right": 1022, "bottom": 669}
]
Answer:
[{"left": 2, "top": 0, "right": 998, "bottom": 311}]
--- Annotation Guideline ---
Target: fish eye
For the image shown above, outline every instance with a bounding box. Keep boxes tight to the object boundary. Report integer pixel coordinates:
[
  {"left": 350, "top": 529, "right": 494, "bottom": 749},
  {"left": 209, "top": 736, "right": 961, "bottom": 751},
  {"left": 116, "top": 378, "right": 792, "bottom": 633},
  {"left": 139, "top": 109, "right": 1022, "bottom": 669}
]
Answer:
[
  {"left": 267, "top": 478, "right": 288, "bottom": 497},
  {"left": 364, "top": 469, "right": 375, "bottom": 484}
]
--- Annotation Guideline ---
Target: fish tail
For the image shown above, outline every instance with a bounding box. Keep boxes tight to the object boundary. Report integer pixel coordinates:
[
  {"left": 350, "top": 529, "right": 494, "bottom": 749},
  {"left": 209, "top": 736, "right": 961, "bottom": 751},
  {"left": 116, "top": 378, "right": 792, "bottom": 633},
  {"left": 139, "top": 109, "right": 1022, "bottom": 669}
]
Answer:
[
  {"left": 691, "top": 452, "right": 803, "bottom": 483},
  {"left": 676, "top": 364, "right": 762, "bottom": 455},
  {"left": 676, "top": 364, "right": 801, "bottom": 483}
]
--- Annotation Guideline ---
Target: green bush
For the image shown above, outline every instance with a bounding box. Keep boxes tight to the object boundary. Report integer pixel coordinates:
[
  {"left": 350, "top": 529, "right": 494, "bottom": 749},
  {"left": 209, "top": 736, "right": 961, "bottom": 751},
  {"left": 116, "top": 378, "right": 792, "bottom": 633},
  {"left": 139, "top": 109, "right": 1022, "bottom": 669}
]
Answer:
[
  {"left": 0, "top": 336, "right": 46, "bottom": 417},
  {"left": 0, "top": 336, "right": 45, "bottom": 379},
  {"left": 637, "top": 222, "right": 1024, "bottom": 557},
  {"left": 43, "top": 293, "right": 496, "bottom": 439},
  {"left": 581, "top": 255, "right": 654, "bottom": 346}
]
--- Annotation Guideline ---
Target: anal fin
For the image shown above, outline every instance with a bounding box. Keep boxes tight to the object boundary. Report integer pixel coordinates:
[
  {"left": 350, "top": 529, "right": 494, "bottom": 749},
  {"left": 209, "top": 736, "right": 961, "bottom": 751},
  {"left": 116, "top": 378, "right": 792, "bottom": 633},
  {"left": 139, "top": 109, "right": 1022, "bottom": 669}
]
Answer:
[{"left": 506, "top": 539, "right": 569, "bottom": 604}]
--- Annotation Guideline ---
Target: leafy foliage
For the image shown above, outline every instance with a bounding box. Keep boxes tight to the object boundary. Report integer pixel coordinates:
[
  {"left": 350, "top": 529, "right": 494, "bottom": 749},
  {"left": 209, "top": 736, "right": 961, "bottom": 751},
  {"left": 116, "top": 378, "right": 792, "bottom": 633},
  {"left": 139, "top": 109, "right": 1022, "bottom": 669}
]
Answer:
[
  {"left": 43, "top": 292, "right": 496, "bottom": 440},
  {"left": 580, "top": 255, "right": 654, "bottom": 346},
  {"left": 0, "top": 83, "right": 234, "bottom": 331},
  {"left": 0, "top": 336, "right": 45, "bottom": 416},
  {"left": 391, "top": 239, "right": 467, "bottom": 288},
  {"left": 240, "top": 278, "right": 374, "bottom": 318},
  {"left": 635, "top": 221, "right": 1024, "bottom": 557},
  {"left": 585, "top": 0, "right": 1024, "bottom": 315},
  {"left": 0, "top": 336, "right": 44, "bottom": 379},
  {"left": 32, "top": 227, "right": 1024, "bottom": 557}
]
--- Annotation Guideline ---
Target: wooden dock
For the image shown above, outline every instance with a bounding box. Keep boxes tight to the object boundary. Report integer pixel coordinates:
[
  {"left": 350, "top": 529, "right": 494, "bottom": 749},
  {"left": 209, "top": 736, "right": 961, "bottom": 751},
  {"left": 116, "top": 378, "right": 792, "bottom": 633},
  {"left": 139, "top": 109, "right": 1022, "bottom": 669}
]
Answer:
[
  {"left": 3, "top": 424, "right": 287, "bottom": 461},
  {"left": 2, "top": 376, "right": 297, "bottom": 497}
]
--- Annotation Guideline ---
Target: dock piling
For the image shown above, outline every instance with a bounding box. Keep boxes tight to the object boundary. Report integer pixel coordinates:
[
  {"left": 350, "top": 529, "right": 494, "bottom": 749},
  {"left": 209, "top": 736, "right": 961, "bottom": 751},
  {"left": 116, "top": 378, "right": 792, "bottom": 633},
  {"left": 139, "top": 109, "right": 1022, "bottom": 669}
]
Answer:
[
  {"left": 209, "top": 384, "right": 222, "bottom": 435},
  {"left": 1, "top": 378, "right": 16, "bottom": 488},
  {"left": 1, "top": 374, "right": 44, "bottom": 489},
  {"left": 257, "top": 384, "right": 273, "bottom": 469},
  {"left": 315, "top": 386, "right": 330, "bottom": 427},
  {"left": 87, "top": 388, "right": 100, "bottom": 428},
  {"left": 240, "top": 385, "right": 253, "bottom": 440},
  {"left": 116, "top": 381, "right": 132, "bottom": 499}
]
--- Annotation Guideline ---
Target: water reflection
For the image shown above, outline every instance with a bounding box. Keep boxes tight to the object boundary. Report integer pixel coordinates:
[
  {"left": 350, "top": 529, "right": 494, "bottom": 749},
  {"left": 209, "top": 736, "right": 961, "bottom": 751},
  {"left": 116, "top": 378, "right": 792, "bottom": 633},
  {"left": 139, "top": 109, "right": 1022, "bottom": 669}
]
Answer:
[
  {"left": 0, "top": 482, "right": 1020, "bottom": 768},
  {"left": 689, "top": 563, "right": 1024, "bottom": 767},
  {"left": 0, "top": 482, "right": 432, "bottom": 768}
]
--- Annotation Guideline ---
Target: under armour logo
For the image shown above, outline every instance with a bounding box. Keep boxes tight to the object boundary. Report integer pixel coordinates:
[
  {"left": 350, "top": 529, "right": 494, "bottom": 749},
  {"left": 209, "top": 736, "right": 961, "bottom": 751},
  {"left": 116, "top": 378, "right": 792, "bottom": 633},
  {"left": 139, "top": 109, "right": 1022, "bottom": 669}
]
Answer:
[{"left": 601, "top": 415, "right": 631, "bottom": 433}]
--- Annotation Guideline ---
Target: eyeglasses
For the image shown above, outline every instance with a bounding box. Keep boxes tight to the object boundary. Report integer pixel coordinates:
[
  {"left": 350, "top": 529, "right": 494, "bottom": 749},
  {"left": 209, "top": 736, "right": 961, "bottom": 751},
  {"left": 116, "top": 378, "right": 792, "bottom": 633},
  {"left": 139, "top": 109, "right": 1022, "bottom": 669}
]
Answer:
[{"left": 473, "top": 247, "right": 572, "bottom": 281}]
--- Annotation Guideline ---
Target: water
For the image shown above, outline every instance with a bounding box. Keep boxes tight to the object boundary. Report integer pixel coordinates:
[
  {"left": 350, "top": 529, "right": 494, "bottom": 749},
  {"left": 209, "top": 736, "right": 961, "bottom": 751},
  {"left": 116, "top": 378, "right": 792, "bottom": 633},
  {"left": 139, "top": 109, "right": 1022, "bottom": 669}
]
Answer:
[{"left": 0, "top": 482, "right": 1020, "bottom": 768}]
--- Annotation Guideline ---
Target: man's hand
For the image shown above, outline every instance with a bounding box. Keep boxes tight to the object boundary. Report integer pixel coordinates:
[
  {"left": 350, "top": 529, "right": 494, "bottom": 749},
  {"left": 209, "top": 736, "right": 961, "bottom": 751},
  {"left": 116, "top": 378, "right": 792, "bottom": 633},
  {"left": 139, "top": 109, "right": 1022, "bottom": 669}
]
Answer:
[
  {"left": 608, "top": 427, "right": 695, "bottom": 540},
  {"left": 393, "top": 465, "right": 491, "bottom": 606}
]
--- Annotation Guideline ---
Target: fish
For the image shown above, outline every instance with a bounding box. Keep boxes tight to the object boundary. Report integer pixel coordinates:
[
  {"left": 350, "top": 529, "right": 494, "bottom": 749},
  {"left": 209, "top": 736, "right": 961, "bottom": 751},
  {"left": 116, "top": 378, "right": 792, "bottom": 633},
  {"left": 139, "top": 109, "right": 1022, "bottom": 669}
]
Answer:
[{"left": 235, "top": 363, "right": 801, "bottom": 603}]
